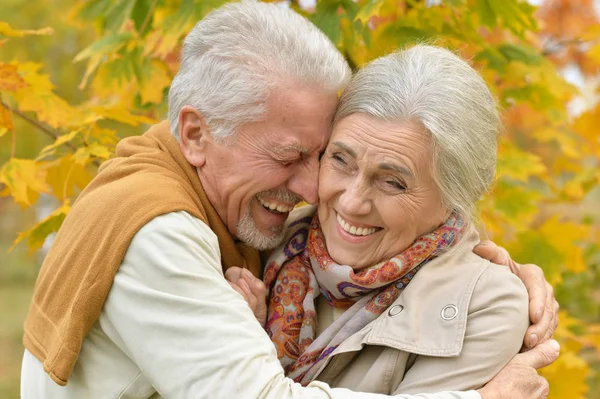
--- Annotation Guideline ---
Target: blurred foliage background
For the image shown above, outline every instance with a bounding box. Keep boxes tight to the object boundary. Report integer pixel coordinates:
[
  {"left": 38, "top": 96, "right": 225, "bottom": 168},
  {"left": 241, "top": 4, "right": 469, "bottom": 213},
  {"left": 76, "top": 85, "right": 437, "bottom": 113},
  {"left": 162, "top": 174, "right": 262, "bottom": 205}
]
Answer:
[{"left": 0, "top": 0, "right": 599, "bottom": 398}]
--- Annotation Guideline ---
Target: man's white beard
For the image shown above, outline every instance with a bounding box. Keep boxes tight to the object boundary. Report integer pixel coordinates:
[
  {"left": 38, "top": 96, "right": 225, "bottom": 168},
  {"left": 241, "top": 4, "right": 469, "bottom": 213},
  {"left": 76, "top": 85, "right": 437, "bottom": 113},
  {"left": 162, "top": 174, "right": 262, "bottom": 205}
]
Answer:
[{"left": 236, "top": 208, "right": 286, "bottom": 251}]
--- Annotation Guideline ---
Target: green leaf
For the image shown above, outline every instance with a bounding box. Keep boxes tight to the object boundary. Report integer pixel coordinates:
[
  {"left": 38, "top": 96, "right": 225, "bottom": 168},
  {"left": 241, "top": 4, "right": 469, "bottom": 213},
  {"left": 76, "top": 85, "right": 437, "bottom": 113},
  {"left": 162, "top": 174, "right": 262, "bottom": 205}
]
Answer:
[
  {"left": 380, "top": 24, "right": 431, "bottom": 48},
  {"left": 311, "top": 0, "right": 342, "bottom": 46},
  {"left": 77, "top": 0, "right": 113, "bottom": 21},
  {"left": 476, "top": 0, "right": 537, "bottom": 37},
  {"left": 443, "top": 0, "right": 466, "bottom": 5},
  {"left": 506, "top": 231, "right": 564, "bottom": 285},
  {"left": 355, "top": 0, "right": 384, "bottom": 24},
  {"left": 474, "top": 0, "right": 496, "bottom": 29},
  {"left": 475, "top": 47, "right": 508, "bottom": 71},
  {"left": 341, "top": 0, "right": 360, "bottom": 21},
  {"left": 104, "top": 0, "right": 136, "bottom": 32},
  {"left": 497, "top": 142, "right": 547, "bottom": 183},
  {"left": 132, "top": 0, "right": 154, "bottom": 36},
  {"left": 74, "top": 32, "right": 135, "bottom": 63},
  {"left": 490, "top": 180, "right": 541, "bottom": 225},
  {"left": 497, "top": 44, "right": 543, "bottom": 65}
]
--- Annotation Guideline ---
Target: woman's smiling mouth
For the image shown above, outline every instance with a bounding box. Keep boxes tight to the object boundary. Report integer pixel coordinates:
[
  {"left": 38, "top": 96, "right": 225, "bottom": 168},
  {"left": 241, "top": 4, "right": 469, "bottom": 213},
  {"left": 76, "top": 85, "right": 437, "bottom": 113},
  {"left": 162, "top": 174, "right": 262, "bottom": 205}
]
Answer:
[{"left": 335, "top": 212, "right": 381, "bottom": 237}]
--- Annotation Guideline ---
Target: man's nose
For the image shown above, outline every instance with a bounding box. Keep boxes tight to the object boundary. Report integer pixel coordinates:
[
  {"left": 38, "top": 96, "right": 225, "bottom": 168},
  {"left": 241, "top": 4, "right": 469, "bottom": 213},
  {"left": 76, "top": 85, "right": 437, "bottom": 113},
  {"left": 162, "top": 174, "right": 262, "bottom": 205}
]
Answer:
[{"left": 287, "top": 158, "right": 319, "bottom": 205}]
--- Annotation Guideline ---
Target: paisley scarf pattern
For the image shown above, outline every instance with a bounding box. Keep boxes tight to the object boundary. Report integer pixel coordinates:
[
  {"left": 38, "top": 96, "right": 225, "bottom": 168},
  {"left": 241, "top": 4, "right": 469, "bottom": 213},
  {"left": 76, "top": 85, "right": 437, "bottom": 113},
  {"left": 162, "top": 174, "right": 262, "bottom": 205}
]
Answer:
[{"left": 264, "top": 211, "right": 465, "bottom": 385}]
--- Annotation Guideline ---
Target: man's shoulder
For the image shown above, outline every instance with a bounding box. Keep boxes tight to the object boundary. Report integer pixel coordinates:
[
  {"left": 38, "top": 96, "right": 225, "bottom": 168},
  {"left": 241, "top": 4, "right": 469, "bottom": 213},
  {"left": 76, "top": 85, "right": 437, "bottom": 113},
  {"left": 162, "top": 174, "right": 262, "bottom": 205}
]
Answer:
[
  {"left": 135, "top": 211, "right": 218, "bottom": 244},
  {"left": 128, "top": 211, "right": 221, "bottom": 267}
]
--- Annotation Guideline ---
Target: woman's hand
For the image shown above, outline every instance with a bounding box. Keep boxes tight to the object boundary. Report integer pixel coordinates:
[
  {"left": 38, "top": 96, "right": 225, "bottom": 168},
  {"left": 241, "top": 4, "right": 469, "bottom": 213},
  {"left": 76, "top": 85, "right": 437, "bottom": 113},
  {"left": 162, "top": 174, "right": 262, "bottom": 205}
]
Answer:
[
  {"left": 225, "top": 266, "right": 268, "bottom": 327},
  {"left": 473, "top": 241, "right": 559, "bottom": 349}
]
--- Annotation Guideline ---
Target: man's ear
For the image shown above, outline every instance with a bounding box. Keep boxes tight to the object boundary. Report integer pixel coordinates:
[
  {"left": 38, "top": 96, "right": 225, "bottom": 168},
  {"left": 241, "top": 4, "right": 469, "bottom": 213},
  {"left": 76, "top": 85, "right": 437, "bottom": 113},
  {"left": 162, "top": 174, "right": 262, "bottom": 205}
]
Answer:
[{"left": 178, "top": 105, "right": 210, "bottom": 167}]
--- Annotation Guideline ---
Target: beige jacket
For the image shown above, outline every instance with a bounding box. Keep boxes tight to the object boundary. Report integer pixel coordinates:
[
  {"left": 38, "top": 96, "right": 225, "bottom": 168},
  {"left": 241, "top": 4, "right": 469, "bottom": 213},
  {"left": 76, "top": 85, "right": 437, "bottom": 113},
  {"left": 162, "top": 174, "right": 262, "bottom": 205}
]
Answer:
[{"left": 310, "top": 222, "right": 529, "bottom": 395}]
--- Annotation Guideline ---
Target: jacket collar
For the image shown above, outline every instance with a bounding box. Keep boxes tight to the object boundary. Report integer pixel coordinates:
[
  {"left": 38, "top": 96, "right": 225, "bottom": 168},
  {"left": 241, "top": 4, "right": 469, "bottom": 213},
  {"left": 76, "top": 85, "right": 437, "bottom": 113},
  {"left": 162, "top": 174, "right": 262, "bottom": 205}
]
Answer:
[{"left": 333, "top": 225, "right": 488, "bottom": 358}]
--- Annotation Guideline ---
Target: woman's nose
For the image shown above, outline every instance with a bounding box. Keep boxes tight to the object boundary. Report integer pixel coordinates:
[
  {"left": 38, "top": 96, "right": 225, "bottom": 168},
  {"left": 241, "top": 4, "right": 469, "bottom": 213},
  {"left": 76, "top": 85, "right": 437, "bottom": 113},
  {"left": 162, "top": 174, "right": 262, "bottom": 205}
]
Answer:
[{"left": 338, "top": 180, "right": 371, "bottom": 216}]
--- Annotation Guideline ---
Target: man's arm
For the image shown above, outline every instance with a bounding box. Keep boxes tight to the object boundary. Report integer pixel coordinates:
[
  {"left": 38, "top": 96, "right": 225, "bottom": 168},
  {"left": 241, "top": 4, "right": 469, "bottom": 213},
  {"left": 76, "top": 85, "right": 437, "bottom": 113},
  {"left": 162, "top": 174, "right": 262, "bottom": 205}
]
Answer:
[
  {"left": 473, "top": 241, "right": 559, "bottom": 348},
  {"left": 99, "top": 211, "right": 480, "bottom": 399}
]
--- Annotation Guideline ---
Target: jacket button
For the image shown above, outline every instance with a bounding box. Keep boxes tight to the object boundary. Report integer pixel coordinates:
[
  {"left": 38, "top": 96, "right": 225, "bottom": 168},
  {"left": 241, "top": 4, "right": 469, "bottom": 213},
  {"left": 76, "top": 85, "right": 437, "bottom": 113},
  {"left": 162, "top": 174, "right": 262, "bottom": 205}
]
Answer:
[
  {"left": 441, "top": 305, "right": 458, "bottom": 320},
  {"left": 388, "top": 305, "right": 404, "bottom": 317}
]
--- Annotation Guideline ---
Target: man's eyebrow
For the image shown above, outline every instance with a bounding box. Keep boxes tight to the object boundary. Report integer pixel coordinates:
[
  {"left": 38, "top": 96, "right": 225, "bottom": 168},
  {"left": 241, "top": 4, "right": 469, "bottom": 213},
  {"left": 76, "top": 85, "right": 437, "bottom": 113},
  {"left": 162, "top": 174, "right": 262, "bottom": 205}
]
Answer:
[
  {"left": 379, "top": 162, "right": 414, "bottom": 178},
  {"left": 330, "top": 141, "right": 357, "bottom": 158}
]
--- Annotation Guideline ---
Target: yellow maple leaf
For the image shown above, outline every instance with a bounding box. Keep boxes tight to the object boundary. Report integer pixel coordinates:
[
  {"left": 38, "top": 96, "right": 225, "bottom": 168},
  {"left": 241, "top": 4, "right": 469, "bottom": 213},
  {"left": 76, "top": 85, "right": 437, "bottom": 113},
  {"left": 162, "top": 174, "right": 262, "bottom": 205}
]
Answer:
[
  {"left": 0, "top": 62, "right": 28, "bottom": 91},
  {"left": 45, "top": 156, "right": 92, "bottom": 201},
  {"left": 497, "top": 141, "right": 547, "bottom": 182},
  {"left": 532, "top": 127, "right": 580, "bottom": 159},
  {"left": 90, "top": 105, "right": 156, "bottom": 126},
  {"left": 9, "top": 200, "right": 71, "bottom": 254},
  {"left": 72, "top": 143, "right": 113, "bottom": 166},
  {"left": 0, "top": 21, "right": 53, "bottom": 37},
  {"left": 140, "top": 60, "right": 171, "bottom": 105},
  {"left": 11, "top": 62, "right": 87, "bottom": 128},
  {"left": 37, "top": 129, "right": 81, "bottom": 159},
  {"left": 539, "top": 216, "right": 590, "bottom": 273},
  {"left": 572, "top": 105, "right": 600, "bottom": 158},
  {"left": 0, "top": 158, "right": 50, "bottom": 208},
  {"left": 541, "top": 351, "right": 589, "bottom": 399}
]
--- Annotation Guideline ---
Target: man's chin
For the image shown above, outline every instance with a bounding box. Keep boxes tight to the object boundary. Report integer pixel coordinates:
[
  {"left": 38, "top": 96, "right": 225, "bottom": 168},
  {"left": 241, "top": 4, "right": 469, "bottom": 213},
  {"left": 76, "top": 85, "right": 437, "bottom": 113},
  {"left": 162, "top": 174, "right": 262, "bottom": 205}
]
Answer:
[{"left": 236, "top": 212, "right": 286, "bottom": 251}]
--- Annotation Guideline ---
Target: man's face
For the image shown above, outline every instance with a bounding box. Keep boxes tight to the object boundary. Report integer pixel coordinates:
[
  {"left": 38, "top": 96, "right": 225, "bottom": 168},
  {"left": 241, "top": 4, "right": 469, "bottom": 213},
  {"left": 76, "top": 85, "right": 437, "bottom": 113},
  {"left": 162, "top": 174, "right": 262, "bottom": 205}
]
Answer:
[{"left": 189, "top": 84, "right": 338, "bottom": 250}]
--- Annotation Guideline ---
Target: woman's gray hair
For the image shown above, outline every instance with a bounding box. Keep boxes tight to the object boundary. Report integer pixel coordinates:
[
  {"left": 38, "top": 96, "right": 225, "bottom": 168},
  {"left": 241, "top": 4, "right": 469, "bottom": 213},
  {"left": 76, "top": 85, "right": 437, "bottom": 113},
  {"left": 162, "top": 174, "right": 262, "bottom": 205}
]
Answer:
[
  {"left": 168, "top": 0, "right": 351, "bottom": 140},
  {"left": 335, "top": 45, "right": 500, "bottom": 220}
]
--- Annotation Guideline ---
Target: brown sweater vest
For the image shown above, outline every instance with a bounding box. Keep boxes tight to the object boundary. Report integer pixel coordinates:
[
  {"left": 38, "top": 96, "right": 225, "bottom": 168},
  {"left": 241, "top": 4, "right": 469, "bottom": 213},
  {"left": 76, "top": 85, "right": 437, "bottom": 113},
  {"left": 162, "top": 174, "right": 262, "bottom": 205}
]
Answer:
[{"left": 23, "top": 121, "right": 261, "bottom": 386}]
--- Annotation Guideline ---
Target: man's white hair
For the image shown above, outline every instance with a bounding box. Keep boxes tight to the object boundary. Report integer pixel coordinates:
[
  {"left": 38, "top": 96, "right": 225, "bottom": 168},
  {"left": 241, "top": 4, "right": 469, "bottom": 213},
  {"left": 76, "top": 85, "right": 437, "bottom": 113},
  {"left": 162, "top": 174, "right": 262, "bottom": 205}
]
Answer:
[
  {"left": 168, "top": 0, "right": 351, "bottom": 140},
  {"left": 335, "top": 45, "right": 500, "bottom": 221}
]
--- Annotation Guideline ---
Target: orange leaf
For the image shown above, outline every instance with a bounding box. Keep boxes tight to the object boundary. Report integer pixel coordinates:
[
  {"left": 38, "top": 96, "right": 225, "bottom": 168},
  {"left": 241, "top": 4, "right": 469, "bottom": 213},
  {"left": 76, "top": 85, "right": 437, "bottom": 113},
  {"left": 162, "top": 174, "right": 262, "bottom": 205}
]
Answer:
[
  {"left": 0, "top": 63, "right": 27, "bottom": 91},
  {"left": 0, "top": 101, "right": 13, "bottom": 134}
]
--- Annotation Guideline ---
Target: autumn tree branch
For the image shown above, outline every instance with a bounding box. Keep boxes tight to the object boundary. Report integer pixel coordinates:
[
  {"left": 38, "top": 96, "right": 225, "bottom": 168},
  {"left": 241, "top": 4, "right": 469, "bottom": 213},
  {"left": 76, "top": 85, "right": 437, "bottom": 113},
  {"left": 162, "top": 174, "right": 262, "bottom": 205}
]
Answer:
[{"left": 0, "top": 101, "right": 100, "bottom": 167}]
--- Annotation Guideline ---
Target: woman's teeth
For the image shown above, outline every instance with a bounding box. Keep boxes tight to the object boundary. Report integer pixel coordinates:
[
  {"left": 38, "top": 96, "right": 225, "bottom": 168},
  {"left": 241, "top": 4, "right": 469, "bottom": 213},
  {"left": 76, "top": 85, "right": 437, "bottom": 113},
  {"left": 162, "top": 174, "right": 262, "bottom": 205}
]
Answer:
[
  {"left": 336, "top": 213, "right": 378, "bottom": 236},
  {"left": 258, "top": 198, "right": 294, "bottom": 214}
]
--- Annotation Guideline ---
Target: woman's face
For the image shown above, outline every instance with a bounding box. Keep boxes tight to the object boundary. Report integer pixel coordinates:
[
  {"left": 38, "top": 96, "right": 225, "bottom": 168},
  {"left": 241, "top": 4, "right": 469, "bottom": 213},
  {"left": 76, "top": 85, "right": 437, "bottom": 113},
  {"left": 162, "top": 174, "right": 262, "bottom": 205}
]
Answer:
[{"left": 318, "top": 113, "right": 449, "bottom": 269}]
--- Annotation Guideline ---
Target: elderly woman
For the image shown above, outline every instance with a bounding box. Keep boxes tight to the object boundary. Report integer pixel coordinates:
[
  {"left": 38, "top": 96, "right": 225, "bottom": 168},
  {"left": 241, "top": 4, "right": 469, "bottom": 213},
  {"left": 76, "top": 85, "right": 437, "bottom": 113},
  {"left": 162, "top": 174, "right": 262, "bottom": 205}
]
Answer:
[{"left": 236, "top": 44, "right": 530, "bottom": 395}]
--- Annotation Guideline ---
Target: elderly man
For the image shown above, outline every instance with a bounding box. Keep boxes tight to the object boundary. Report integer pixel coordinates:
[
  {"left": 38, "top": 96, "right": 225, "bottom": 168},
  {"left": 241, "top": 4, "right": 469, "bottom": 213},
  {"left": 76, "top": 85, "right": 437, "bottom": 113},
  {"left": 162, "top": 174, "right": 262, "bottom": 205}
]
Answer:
[{"left": 21, "top": 1, "right": 557, "bottom": 398}]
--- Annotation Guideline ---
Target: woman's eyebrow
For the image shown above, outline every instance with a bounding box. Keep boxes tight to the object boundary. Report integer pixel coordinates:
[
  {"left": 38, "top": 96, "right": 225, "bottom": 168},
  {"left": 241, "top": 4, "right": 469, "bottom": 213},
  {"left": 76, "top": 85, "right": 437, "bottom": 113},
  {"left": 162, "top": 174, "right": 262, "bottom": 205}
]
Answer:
[
  {"left": 379, "top": 162, "right": 414, "bottom": 178},
  {"left": 330, "top": 141, "right": 356, "bottom": 158}
]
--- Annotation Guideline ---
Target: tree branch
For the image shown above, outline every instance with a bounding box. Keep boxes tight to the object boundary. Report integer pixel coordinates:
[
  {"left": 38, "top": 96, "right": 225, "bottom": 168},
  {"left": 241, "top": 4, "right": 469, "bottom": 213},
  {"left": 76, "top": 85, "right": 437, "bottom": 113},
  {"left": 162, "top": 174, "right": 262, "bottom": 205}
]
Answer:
[{"left": 0, "top": 101, "right": 100, "bottom": 167}]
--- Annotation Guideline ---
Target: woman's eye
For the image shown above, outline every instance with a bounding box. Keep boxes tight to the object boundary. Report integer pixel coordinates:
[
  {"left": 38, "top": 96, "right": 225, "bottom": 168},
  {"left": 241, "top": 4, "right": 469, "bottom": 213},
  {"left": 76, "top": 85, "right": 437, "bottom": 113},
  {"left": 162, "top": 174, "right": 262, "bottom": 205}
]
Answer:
[
  {"left": 332, "top": 153, "right": 346, "bottom": 164},
  {"left": 386, "top": 180, "right": 406, "bottom": 191}
]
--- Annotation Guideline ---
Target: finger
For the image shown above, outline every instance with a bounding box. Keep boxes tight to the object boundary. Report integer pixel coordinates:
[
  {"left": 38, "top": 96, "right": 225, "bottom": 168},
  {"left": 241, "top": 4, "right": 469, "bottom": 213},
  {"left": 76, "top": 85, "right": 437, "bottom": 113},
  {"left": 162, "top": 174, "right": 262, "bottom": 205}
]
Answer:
[
  {"left": 525, "top": 281, "right": 554, "bottom": 347},
  {"left": 237, "top": 279, "right": 257, "bottom": 309},
  {"left": 242, "top": 269, "right": 267, "bottom": 297},
  {"left": 511, "top": 339, "right": 560, "bottom": 370},
  {"left": 551, "top": 299, "right": 559, "bottom": 334},
  {"left": 228, "top": 281, "right": 250, "bottom": 303},
  {"left": 542, "top": 285, "right": 557, "bottom": 343},
  {"left": 225, "top": 266, "right": 245, "bottom": 283},
  {"left": 520, "top": 264, "right": 547, "bottom": 324},
  {"left": 474, "top": 241, "right": 522, "bottom": 274},
  {"left": 473, "top": 241, "right": 504, "bottom": 263}
]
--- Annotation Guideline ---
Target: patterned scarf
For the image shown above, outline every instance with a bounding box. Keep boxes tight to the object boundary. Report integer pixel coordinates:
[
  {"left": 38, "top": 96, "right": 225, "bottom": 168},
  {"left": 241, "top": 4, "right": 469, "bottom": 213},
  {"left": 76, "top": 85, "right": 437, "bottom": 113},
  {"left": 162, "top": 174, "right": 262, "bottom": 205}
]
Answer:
[{"left": 264, "top": 212, "right": 465, "bottom": 385}]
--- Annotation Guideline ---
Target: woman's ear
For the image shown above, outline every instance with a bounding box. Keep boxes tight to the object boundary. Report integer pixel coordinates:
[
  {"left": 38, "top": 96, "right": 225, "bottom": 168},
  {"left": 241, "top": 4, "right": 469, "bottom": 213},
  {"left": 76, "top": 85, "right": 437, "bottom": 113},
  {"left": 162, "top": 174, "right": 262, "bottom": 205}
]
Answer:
[{"left": 178, "top": 105, "right": 210, "bottom": 167}]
